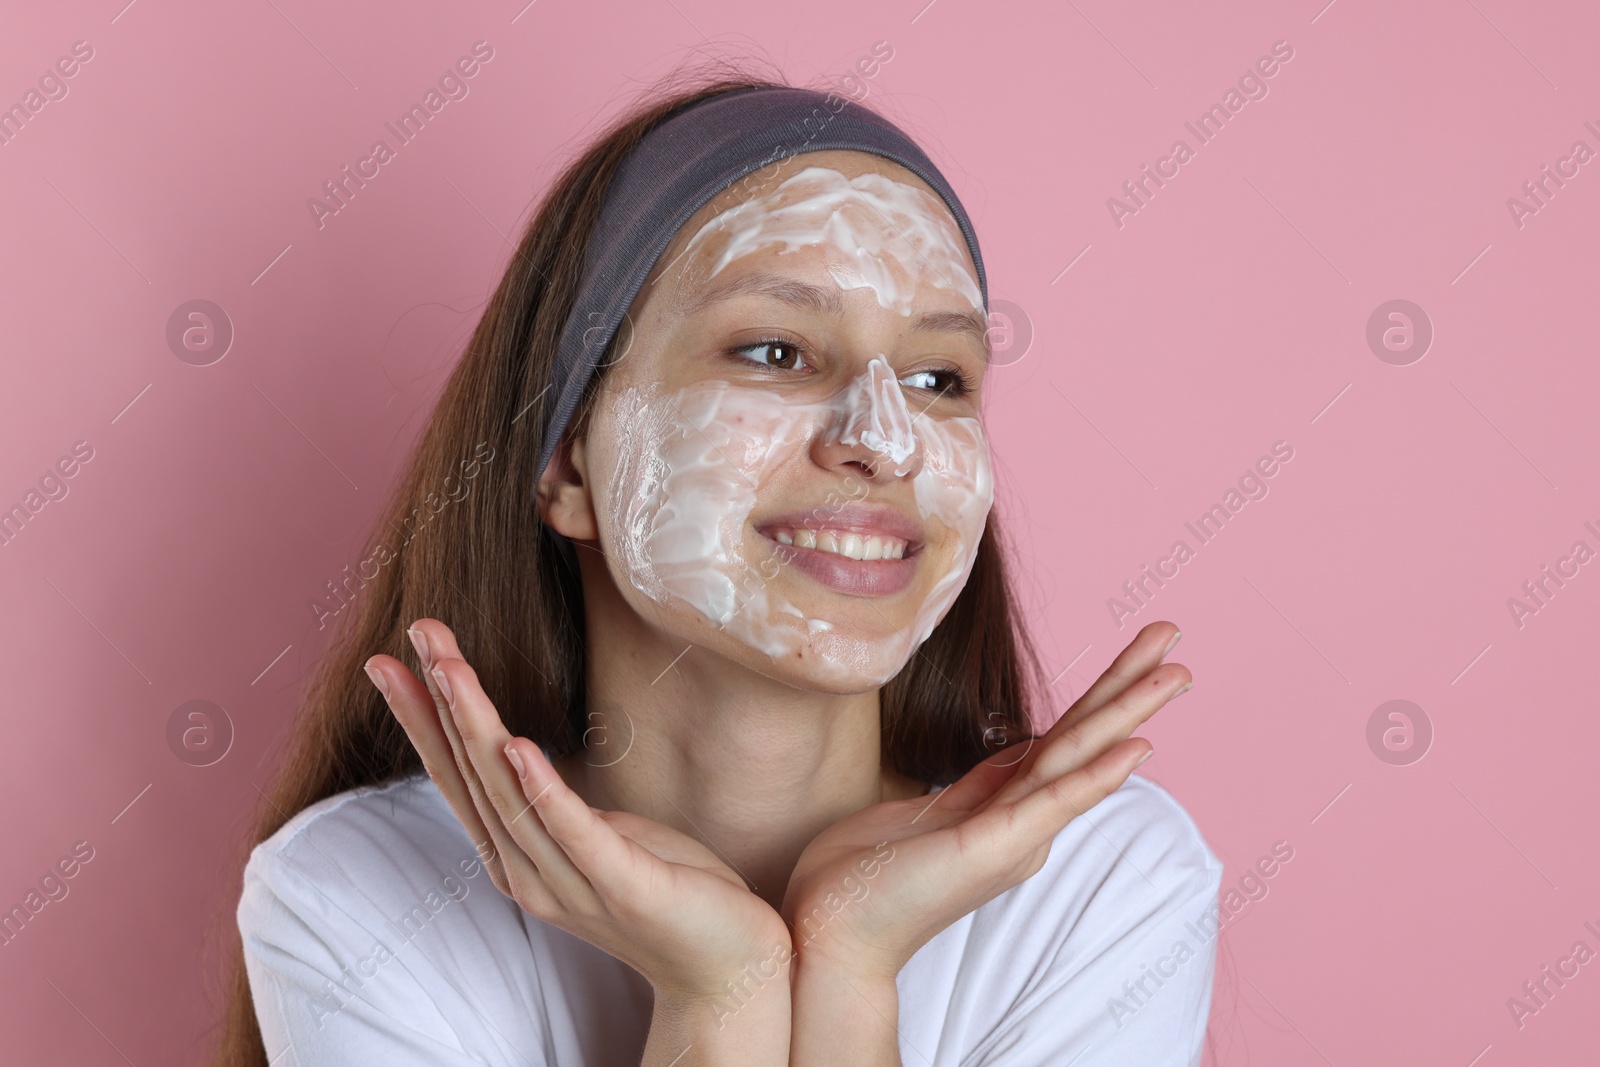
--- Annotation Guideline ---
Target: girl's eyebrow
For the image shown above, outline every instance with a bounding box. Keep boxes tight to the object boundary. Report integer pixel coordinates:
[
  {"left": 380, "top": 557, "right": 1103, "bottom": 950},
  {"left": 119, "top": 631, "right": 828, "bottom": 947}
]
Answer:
[
  {"left": 678, "top": 270, "right": 843, "bottom": 317},
  {"left": 678, "top": 270, "right": 989, "bottom": 349},
  {"left": 913, "top": 309, "right": 991, "bottom": 351}
]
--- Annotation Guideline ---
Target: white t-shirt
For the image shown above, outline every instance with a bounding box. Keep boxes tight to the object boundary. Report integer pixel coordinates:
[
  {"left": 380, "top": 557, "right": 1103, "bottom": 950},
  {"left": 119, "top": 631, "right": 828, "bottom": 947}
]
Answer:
[{"left": 238, "top": 769, "right": 1223, "bottom": 1066}]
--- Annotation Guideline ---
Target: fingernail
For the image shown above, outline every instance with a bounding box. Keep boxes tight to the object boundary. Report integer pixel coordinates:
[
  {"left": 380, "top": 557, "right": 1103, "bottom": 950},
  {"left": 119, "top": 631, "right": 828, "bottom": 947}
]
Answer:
[
  {"left": 431, "top": 666, "right": 454, "bottom": 706},
  {"left": 1160, "top": 630, "right": 1182, "bottom": 661},
  {"left": 1136, "top": 749, "right": 1154, "bottom": 767},
  {"left": 505, "top": 744, "right": 527, "bottom": 781},
  {"left": 407, "top": 627, "right": 431, "bottom": 668},
  {"left": 1171, "top": 681, "right": 1193, "bottom": 700},
  {"left": 363, "top": 661, "right": 389, "bottom": 699}
]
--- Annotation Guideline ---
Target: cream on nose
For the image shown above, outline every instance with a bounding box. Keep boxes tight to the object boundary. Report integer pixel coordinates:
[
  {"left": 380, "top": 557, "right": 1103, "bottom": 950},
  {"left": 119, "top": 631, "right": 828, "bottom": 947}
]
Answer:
[{"left": 826, "top": 357, "right": 919, "bottom": 476}]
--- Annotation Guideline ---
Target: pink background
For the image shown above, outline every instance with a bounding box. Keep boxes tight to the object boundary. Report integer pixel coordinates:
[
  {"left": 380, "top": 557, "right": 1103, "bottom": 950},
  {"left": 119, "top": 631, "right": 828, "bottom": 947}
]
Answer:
[{"left": 2, "top": 0, "right": 1597, "bottom": 1063}]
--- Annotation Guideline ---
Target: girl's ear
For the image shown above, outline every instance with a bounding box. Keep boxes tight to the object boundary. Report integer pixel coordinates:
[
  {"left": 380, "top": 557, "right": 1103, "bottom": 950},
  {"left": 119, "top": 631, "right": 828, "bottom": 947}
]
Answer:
[{"left": 535, "top": 434, "right": 599, "bottom": 541}]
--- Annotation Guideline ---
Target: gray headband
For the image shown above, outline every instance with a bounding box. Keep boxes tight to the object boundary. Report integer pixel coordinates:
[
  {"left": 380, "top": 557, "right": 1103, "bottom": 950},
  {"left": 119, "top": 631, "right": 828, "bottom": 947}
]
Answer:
[{"left": 535, "top": 84, "right": 989, "bottom": 481}]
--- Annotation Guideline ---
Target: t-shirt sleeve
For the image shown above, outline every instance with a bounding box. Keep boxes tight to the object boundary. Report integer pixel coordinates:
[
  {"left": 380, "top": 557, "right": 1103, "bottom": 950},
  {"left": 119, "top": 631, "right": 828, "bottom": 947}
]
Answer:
[
  {"left": 946, "top": 776, "right": 1225, "bottom": 1067},
  {"left": 236, "top": 793, "right": 556, "bottom": 1067},
  {"left": 239, "top": 844, "right": 524, "bottom": 1066}
]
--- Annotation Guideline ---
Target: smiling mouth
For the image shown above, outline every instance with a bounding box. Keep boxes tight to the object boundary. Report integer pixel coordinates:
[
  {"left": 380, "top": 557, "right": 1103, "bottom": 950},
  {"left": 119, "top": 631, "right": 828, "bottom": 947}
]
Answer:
[
  {"left": 752, "top": 502, "right": 925, "bottom": 597},
  {"left": 755, "top": 515, "right": 921, "bottom": 598},
  {"left": 768, "top": 528, "right": 909, "bottom": 561}
]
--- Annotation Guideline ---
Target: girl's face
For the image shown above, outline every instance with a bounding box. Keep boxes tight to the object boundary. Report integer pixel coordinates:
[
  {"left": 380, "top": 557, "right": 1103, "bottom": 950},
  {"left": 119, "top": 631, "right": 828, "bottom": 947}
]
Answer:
[{"left": 569, "top": 150, "right": 993, "bottom": 693}]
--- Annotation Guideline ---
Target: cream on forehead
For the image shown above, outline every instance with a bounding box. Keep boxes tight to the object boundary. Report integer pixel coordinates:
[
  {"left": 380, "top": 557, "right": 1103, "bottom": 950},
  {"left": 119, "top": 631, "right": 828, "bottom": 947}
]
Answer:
[{"left": 676, "top": 165, "right": 985, "bottom": 316}]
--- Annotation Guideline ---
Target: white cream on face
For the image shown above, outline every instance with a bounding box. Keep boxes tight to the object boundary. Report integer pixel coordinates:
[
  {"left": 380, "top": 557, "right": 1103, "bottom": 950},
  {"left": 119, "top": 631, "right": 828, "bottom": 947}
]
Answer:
[
  {"left": 599, "top": 165, "right": 993, "bottom": 689},
  {"left": 830, "top": 356, "right": 919, "bottom": 477},
  {"left": 604, "top": 378, "right": 992, "bottom": 687},
  {"left": 678, "top": 166, "right": 985, "bottom": 316}
]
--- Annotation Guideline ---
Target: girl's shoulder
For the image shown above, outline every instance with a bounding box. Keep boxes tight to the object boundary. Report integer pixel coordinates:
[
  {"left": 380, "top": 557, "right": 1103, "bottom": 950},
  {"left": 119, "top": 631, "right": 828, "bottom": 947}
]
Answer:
[
  {"left": 238, "top": 771, "right": 526, "bottom": 969},
  {"left": 896, "top": 774, "right": 1224, "bottom": 1059},
  {"left": 242, "top": 772, "right": 490, "bottom": 906},
  {"left": 966, "top": 771, "right": 1222, "bottom": 943},
  {"left": 1043, "top": 771, "right": 1222, "bottom": 892},
  {"left": 236, "top": 772, "right": 630, "bottom": 1064},
  {"left": 246, "top": 771, "right": 469, "bottom": 869}
]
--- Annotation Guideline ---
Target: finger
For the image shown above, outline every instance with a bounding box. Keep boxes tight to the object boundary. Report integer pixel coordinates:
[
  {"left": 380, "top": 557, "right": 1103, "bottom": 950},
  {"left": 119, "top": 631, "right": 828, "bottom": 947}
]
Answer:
[
  {"left": 363, "top": 653, "right": 541, "bottom": 903},
  {"left": 405, "top": 620, "right": 508, "bottom": 875},
  {"left": 503, "top": 736, "right": 652, "bottom": 909},
  {"left": 429, "top": 651, "right": 603, "bottom": 912},
  {"left": 1056, "top": 621, "right": 1182, "bottom": 732},
  {"left": 996, "top": 622, "right": 1179, "bottom": 789},
  {"left": 966, "top": 737, "right": 1153, "bottom": 864},
  {"left": 920, "top": 744, "right": 1031, "bottom": 817},
  {"left": 989, "top": 662, "right": 1190, "bottom": 810},
  {"left": 403, "top": 621, "right": 559, "bottom": 913}
]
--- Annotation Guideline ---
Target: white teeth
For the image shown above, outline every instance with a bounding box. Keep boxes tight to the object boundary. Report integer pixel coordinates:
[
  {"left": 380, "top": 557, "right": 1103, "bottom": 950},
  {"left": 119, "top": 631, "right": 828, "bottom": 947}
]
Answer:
[{"left": 770, "top": 528, "right": 908, "bottom": 561}]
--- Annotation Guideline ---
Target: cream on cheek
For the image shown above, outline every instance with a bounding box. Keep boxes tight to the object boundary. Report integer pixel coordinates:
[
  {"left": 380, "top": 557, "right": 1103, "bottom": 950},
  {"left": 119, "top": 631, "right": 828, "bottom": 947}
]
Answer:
[
  {"left": 602, "top": 378, "right": 991, "bottom": 687},
  {"left": 600, "top": 165, "right": 993, "bottom": 687}
]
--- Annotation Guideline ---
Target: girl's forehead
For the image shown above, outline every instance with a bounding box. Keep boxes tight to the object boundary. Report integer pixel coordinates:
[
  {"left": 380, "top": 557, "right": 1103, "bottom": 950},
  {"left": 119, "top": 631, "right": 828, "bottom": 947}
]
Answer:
[
  {"left": 697, "top": 149, "right": 939, "bottom": 233},
  {"left": 645, "top": 151, "right": 971, "bottom": 306}
]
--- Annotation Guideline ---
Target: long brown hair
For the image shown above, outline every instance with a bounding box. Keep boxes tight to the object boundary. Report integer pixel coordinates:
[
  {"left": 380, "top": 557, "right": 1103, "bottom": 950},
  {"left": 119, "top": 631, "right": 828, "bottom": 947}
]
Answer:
[{"left": 209, "top": 58, "right": 1045, "bottom": 1065}]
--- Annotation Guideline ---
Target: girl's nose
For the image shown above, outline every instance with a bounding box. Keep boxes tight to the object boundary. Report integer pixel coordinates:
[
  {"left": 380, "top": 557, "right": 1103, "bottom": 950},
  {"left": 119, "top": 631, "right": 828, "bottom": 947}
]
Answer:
[{"left": 812, "top": 357, "right": 923, "bottom": 481}]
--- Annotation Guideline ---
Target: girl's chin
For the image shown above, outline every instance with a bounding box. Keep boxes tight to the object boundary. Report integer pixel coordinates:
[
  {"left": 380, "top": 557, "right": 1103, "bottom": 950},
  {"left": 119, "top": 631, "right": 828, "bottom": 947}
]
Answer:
[{"left": 706, "top": 623, "right": 917, "bottom": 694}]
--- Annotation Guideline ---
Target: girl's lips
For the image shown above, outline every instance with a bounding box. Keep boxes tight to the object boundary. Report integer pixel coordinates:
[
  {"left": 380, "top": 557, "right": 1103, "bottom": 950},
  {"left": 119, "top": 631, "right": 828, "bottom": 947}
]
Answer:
[
  {"left": 764, "top": 537, "right": 918, "bottom": 597},
  {"left": 754, "top": 502, "right": 925, "bottom": 597},
  {"left": 755, "top": 502, "right": 925, "bottom": 548}
]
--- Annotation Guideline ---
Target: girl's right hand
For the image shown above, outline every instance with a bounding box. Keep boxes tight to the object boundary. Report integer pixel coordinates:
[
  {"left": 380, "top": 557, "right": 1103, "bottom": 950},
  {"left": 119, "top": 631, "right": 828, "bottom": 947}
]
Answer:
[
  {"left": 779, "top": 620, "right": 1191, "bottom": 985},
  {"left": 363, "top": 619, "right": 792, "bottom": 1004}
]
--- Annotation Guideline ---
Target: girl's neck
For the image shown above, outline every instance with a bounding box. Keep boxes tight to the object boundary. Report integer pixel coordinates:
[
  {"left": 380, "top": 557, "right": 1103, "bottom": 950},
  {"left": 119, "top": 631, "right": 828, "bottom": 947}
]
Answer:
[{"left": 553, "top": 580, "right": 925, "bottom": 907}]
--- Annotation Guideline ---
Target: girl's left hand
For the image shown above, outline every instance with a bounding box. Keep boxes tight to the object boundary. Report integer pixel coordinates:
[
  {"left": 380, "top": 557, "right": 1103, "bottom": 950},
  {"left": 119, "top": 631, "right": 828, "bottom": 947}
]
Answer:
[
  {"left": 362, "top": 619, "right": 796, "bottom": 1004},
  {"left": 779, "top": 620, "right": 1191, "bottom": 981}
]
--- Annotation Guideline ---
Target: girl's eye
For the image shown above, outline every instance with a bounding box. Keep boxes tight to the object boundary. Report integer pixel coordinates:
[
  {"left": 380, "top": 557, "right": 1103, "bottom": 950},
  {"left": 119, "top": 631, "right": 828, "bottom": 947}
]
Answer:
[
  {"left": 729, "top": 341, "right": 974, "bottom": 397},
  {"left": 732, "top": 338, "right": 808, "bottom": 371},
  {"left": 899, "top": 368, "right": 973, "bottom": 396}
]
